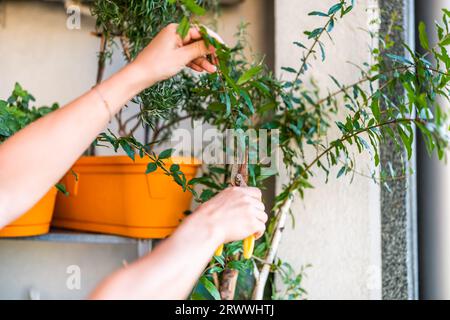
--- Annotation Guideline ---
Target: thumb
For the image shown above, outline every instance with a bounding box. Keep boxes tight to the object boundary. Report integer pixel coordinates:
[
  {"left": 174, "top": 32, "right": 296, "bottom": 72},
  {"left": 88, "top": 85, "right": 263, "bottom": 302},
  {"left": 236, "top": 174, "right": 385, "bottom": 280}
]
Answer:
[{"left": 179, "top": 40, "right": 212, "bottom": 64}]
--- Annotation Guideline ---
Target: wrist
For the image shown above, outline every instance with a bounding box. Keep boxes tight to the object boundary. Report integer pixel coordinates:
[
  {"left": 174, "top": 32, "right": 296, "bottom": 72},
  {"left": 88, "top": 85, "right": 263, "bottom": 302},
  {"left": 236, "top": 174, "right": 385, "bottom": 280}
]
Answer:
[
  {"left": 182, "top": 208, "right": 225, "bottom": 247},
  {"left": 123, "top": 61, "right": 158, "bottom": 94}
]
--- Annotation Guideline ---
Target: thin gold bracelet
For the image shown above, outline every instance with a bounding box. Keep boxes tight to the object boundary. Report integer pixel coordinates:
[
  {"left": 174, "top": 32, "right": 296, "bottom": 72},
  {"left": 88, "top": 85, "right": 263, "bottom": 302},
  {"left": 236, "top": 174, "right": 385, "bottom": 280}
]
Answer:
[{"left": 92, "top": 86, "right": 112, "bottom": 122}]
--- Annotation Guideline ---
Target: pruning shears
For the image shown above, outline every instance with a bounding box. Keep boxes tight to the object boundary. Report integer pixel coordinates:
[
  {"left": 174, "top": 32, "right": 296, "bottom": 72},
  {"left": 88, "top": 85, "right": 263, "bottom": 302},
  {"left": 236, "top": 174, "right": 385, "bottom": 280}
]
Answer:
[{"left": 214, "top": 149, "right": 255, "bottom": 259}]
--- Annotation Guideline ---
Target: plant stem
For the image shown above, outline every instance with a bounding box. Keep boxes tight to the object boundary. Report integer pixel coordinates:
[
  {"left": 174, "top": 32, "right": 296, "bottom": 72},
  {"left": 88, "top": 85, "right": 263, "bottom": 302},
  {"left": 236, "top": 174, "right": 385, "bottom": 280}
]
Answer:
[
  {"left": 289, "top": 13, "right": 336, "bottom": 96},
  {"left": 253, "top": 196, "right": 293, "bottom": 300},
  {"left": 149, "top": 114, "right": 192, "bottom": 145}
]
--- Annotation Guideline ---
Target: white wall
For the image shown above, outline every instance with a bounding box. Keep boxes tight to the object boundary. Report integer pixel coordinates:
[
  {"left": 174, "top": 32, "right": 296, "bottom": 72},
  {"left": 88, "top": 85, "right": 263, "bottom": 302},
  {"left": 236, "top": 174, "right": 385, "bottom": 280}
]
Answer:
[{"left": 274, "top": 0, "right": 382, "bottom": 299}]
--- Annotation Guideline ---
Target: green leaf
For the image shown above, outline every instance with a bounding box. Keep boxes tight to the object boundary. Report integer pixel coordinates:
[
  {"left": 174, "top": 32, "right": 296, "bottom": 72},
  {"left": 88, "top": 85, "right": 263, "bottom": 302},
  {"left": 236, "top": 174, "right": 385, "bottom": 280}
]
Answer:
[
  {"left": 182, "top": 0, "right": 206, "bottom": 15},
  {"left": 55, "top": 183, "right": 69, "bottom": 196},
  {"left": 199, "top": 276, "right": 221, "bottom": 300},
  {"left": 199, "top": 189, "right": 215, "bottom": 202},
  {"left": 440, "top": 34, "right": 450, "bottom": 46},
  {"left": 158, "top": 148, "right": 175, "bottom": 160},
  {"left": 328, "top": 3, "right": 343, "bottom": 15},
  {"left": 319, "top": 42, "right": 326, "bottom": 61},
  {"left": 370, "top": 98, "right": 381, "bottom": 122},
  {"left": 258, "top": 101, "right": 276, "bottom": 114},
  {"left": 177, "top": 16, "right": 190, "bottom": 39},
  {"left": 237, "top": 65, "right": 263, "bottom": 85},
  {"left": 120, "top": 140, "right": 135, "bottom": 161},
  {"left": 223, "top": 72, "right": 240, "bottom": 93},
  {"left": 281, "top": 66, "right": 297, "bottom": 73},
  {"left": 145, "top": 162, "right": 158, "bottom": 174},
  {"left": 207, "top": 102, "right": 226, "bottom": 112},
  {"left": 307, "top": 27, "right": 324, "bottom": 39},
  {"left": 419, "top": 21, "right": 429, "bottom": 50},
  {"left": 336, "top": 166, "right": 346, "bottom": 178},
  {"left": 386, "top": 53, "right": 413, "bottom": 65},
  {"left": 224, "top": 93, "right": 231, "bottom": 116},
  {"left": 252, "top": 81, "right": 271, "bottom": 96},
  {"left": 327, "top": 18, "right": 335, "bottom": 32},
  {"left": 293, "top": 41, "right": 307, "bottom": 49},
  {"left": 342, "top": 5, "right": 353, "bottom": 16},
  {"left": 170, "top": 164, "right": 180, "bottom": 172},
  {"left": 240, "top": 90, "right": 254, "bottom": 113},
  {"left": 397, "top": 125, "right": 413, "bottom": 159},
  {"left": 308, "top": 11, "right": 329, "bottom": 17}
]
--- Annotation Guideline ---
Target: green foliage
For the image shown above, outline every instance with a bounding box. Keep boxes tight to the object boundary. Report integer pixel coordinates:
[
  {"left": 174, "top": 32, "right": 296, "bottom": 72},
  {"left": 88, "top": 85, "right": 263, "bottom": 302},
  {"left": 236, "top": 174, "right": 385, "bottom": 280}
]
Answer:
[
  {"left": 91, "top": 0, "right": 216, "bottom": 137},
  {"left": 0, "top": 83, "right": 58, "bottom": 143},
  {"left": 271, "top": 260, "right": 310, "bottom": 300},
  {"left": 96, "top": 130, "right": 192, "bottom": 193},
  {"left": 0, "top": 83, "right": 64, "bottom": 193},
  {"left": 187, "top": 1, "right": 450, "bottom": 299},
  {"left": 55, "top": 183, "right": 69, "bottom": 196},
  {"left": 92, "top": 1, "right": 450, "bottom": 300}
]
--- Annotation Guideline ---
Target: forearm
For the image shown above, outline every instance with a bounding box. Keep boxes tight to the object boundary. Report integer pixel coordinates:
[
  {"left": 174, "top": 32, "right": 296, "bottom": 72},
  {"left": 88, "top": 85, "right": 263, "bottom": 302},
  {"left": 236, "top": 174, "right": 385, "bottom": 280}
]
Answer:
[
  {"left": 0, "top": 63, "right": 149, "bottom": 227},
  {"left": 90, "top": 213, "right": 222, "bottom": 300}
]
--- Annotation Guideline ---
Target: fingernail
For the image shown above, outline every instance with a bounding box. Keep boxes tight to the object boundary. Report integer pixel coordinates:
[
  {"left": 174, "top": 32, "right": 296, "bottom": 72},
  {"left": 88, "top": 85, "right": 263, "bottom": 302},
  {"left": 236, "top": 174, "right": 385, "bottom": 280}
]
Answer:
[{"left": 211, "top": 65, "right": 217, "bottom": 72}]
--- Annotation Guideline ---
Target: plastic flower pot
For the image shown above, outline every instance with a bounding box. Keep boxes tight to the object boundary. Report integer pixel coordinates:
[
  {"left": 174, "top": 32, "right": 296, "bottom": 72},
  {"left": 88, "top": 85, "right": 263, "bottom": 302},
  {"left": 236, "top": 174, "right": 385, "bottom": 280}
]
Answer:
[
  {"left": 0, "top": 187, "right": 57, "bottom": 237},
  {"left": 52, "top": 155, "right": 199, "bottom": 238}
]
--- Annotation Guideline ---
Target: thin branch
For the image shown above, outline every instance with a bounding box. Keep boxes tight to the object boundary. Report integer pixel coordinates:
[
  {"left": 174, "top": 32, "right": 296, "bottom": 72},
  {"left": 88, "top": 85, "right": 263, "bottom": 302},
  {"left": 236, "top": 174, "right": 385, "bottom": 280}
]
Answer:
[
  {"left": 128, "top": 119, "right": 143, "bottom": 136},
  {"left": 96, "top": 33, "right": 108, "bottom": 85},
  {"left": 123, "top": 112, "right": 141, "bottom": 127},
  {"left": 120, "top": 35, "right": 132, "bottom": 62},
  {"left": 253, "top": 197, "right": 292, "bottom": 300},
  {"left": 150, "top": 114, "right": 192, "bottom": 144},
  {"left": 289, "top": 14, "right": 337, "bottom": 96}
]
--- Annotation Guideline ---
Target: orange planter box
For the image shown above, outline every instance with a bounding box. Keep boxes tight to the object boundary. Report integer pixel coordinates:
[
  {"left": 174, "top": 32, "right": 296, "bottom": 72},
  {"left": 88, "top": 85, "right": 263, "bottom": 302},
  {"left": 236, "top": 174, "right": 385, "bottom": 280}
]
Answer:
[
  {"left": 53, "top": 156, "right": 199, "bottom": 239},
  {"left": 0, "top": 187, "right": 57, "bottom": 237}
]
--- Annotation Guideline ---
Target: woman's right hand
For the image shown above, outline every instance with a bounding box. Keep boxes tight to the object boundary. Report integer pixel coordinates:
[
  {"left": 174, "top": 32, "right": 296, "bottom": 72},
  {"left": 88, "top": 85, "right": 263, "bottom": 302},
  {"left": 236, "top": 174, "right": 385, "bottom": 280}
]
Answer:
[
  {"left": 129, "top": 23, "right": 219, "bottom": 91},
  {"left": 189, "top": 187, "right": 268, "bottom": 244}
]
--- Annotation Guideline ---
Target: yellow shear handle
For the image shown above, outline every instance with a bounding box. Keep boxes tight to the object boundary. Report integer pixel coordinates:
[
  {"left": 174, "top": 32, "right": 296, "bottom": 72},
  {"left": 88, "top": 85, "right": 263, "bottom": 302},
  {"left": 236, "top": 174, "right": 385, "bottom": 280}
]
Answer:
[
  {"left": 214, "top": 244, "right": 224, "bottom": 256},
  {"left": 214, "top": 235, "right": 254, "bottom": 259},
  {"left": 243, "top": 235, "right": 255, "bottom": 259}
]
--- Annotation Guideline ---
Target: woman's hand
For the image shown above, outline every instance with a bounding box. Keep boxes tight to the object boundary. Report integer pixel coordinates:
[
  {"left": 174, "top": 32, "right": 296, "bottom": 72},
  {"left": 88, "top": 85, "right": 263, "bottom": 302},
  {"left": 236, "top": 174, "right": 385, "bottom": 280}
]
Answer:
[
  {"left": 187, "top": 187, "right": 268, "bottom": 245},
  {"left": 130, "top": 23, "right": 219, "bottom": 90},
  {"left": 91, "top": 186, "right": 267, "bottom": 300}
]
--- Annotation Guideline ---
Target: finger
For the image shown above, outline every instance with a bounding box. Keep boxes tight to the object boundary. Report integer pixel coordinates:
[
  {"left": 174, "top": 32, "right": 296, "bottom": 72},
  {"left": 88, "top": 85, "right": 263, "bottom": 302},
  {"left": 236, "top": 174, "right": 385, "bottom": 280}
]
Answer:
[
  {"left": 247, "top": 198, "right": 265, "bottom": 212},
  {"left": 182, "top": 26, "right": 202, "bottom": 44},
  {"left": 198, "top": 24, "right": 226, "bottom": 46},
  {"left": 187, "top": 62, "right": 204, "bottom": 73},
  {"left": 243, "top": 187, "right": 262, "bottom": 200},
  {"left": 255, "top": 210, "right": 268, "bottom": 223},
  {"left": 253, "top": 221, "right": 266, "bottom": 239},
  {"left": 254, "top": 231, "right": 264, "bottom": 240},
  {"left": 180, "top": 40, "right": 212, "bottom": 65},
  {"left": 191, "top": 57, "right": 217, "bottom": 73}
]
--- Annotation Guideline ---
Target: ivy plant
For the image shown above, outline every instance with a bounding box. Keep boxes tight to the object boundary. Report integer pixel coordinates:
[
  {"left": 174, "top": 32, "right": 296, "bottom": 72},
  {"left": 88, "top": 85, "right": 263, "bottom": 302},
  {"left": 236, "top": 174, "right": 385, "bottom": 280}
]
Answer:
[
  {"left": 0, "top": 83, "right": 58, "bottom": 143},
  {"left": 0, "top": 83, "right": 68, "bottom": 193}
]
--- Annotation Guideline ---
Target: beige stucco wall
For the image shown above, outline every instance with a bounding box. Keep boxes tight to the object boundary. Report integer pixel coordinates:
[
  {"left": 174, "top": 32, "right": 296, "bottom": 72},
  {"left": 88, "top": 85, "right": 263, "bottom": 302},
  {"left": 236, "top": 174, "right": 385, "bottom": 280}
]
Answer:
[{"left": 274, "top": 0, "right": 382, "bottom": 299}]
